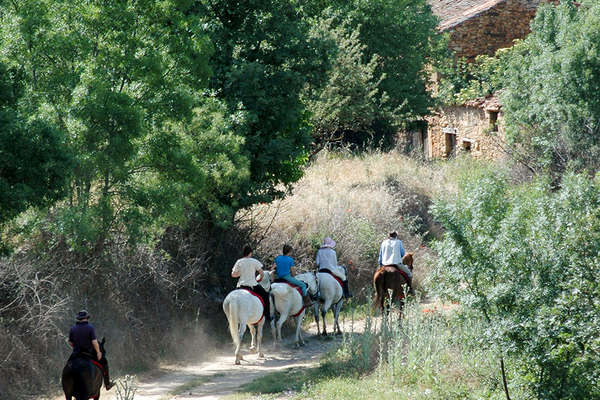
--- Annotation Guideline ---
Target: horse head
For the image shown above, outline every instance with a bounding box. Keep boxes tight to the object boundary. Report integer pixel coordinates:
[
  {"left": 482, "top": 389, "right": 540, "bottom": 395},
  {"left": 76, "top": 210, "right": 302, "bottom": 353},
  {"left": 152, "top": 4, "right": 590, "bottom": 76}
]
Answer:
[
  {"left": 99, "top": 337, "right": 107, "bottom": 357},
  {"left": 258, "top": 270, "right": 273, "bottom": 291},
  {"left": 296, "top": 271, "right": 318, "bottom": 296},
  {"left": 402, "top": 253, "right": 414, "bottom": 271}
]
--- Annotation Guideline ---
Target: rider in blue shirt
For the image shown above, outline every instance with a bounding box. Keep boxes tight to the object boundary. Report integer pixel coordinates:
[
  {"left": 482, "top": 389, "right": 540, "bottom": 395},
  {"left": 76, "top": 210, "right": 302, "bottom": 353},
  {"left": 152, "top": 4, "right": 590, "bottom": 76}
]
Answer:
[{"left": 273, "top": 244, "right": 313, "bottom": 307}]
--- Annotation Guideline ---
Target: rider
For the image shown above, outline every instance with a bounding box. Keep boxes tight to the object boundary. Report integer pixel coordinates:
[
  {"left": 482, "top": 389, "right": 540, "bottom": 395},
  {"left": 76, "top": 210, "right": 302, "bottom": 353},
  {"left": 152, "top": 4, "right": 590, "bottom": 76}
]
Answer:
[
  {"left": 231, "top": 244, "right": 272, "bottom": 321},
  {"left": 68, "top": 310, "right": 114, "bottom": 390},
  {"left": 273, "top": 244, "right": 313, "bottom": 307},
  {"left": 378, "top": 231, "right": 415, "bottom": 295},
  {"left": 315, "top": 237, "right": 353, "bottom": 298}
]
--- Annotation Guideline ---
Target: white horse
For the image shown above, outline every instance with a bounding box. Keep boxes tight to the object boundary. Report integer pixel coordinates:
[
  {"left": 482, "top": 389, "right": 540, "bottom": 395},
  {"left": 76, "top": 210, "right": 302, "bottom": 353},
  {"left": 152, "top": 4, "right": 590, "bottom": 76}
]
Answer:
[
  {"left": 313, "top": 270, "right": 344, "bottom": 336},
  {"left": 222, "top": 273, "right": 272, "bottom": 365},
  {"left": 269, "top": 271, "right": 318, "bottom": 347}
]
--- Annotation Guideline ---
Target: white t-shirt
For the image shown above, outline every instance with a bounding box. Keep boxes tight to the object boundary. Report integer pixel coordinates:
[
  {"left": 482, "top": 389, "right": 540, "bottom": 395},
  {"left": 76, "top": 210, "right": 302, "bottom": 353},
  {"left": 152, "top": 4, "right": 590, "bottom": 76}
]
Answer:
[
  {"left": 232, "top": 257, "right": 263, "bottom": 287},
  {"left": 378, "top": 238, "right": 405, "bottom": 266},
  {"left": 316, "top": 247, "right": 338, "bottom": 270}
]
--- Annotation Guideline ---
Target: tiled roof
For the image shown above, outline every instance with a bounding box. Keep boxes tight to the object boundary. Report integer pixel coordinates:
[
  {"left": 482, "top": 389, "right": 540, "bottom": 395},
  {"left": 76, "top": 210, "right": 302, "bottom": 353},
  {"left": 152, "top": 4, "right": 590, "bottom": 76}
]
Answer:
[{"left": 429, "top": 0, "right": 506, "bottom": 30}]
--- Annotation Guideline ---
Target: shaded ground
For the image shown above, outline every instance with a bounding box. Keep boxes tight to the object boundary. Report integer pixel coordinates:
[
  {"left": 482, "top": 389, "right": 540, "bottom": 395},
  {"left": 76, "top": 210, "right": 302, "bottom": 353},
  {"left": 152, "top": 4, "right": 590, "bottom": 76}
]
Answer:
[{"left": 51, "top": 315, "right": 363, "bottom": 400}]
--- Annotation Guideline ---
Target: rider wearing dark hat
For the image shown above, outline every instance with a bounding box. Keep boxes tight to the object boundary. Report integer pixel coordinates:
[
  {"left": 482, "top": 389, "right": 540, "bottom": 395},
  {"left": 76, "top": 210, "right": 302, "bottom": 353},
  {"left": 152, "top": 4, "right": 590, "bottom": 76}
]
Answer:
[{"left": 68, "top": 310, "right": 114, "bottom": 390}]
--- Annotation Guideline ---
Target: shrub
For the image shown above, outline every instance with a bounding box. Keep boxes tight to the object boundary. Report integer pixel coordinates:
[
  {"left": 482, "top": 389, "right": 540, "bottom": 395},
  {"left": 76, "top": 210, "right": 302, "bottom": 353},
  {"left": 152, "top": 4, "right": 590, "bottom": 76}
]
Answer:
[{"left": 432, "top": 171, "right": 600, "bottom": 399}]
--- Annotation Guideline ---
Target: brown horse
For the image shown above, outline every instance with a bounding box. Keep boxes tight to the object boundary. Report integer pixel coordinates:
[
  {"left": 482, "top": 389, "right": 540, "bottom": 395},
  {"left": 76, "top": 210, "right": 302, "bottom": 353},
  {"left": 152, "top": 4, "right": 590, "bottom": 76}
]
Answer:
[{"left": 373, "top": 253, "right": 414, "bottom": 312}]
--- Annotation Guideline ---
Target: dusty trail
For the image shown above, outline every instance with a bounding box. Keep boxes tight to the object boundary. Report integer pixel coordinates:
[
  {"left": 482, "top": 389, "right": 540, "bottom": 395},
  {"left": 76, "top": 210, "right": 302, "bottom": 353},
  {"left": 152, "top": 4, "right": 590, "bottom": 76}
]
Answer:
[{"left": 70, "top": 317, "right": 364, "bottom": 400}]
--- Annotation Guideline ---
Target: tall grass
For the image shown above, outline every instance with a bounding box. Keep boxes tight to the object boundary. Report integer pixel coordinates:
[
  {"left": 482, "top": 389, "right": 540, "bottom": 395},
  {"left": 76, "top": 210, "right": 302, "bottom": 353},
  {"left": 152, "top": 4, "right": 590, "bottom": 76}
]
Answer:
[
  {"left": 297, "top": 305, "right": 516, "bottom": 400},
  {"left": 241, "top": 150, "right": 485, "bottom": 296}
]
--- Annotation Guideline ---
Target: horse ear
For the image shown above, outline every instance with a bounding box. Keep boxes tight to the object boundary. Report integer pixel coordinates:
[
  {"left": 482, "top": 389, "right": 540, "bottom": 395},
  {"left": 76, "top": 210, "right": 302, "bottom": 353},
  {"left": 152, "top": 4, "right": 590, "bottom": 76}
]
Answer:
[{"left": 101, "top": 337, "right": 105, "bottom": 345}]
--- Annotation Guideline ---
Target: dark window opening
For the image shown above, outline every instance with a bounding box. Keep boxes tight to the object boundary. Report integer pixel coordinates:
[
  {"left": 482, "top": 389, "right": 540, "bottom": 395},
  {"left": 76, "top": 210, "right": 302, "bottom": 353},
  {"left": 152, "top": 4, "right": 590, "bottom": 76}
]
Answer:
[
  {"left": 445, "top": 132, "right": 456, "bottom": 157},
  {"left": 489, "top": 111, "right": 499, "bottom": 132},
  {"left": 462, "top": 139, "right": 472, "bottom": 152}
]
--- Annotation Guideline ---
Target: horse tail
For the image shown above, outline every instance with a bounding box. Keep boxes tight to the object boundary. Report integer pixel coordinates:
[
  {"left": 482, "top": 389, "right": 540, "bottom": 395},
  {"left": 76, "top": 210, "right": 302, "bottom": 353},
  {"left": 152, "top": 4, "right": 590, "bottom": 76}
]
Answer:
[
  {"left": 270, "top": 292, "right": 275, "bottom": 320},
  {"left": 373, "top": 268, "right": 386, "bottom": 311},
  {"left": 224, "top": 297, "right": 240, "bottom": 348}
]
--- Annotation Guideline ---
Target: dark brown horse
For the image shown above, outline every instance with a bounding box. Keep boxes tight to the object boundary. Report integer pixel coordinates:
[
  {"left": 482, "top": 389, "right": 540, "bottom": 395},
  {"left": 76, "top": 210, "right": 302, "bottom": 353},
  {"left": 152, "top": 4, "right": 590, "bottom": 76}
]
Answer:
[
  {"left": 373, "top": 253, "right": 414, "bottom": 312},
  {"left": 62, "top": 338, "right": 106, "bottom": 400}
]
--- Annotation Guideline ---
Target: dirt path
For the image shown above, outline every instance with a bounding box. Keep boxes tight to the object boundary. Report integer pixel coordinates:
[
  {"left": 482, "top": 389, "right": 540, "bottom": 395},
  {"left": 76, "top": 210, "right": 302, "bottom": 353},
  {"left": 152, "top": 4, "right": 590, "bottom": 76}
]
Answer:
[{"left": 86, "top": 317, "right": 362, "bottom": 400}]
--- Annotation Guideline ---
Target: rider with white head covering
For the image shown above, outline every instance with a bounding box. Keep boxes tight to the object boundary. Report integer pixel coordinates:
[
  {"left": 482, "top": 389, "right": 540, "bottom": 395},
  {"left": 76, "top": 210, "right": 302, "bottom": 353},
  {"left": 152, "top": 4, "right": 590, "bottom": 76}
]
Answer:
[{"left": 315, "top": 237, "right": 352, "bottom": 298}]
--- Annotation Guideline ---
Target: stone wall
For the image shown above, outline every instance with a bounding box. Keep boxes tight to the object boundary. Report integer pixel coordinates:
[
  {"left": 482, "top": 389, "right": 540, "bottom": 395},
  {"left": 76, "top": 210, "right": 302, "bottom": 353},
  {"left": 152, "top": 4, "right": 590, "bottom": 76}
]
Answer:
[
  {"left": 445, "top": 0, "right": 557, "bottom": 60},
  {"left": 418, "top": 101, "right": 507, "bottom": 160}
]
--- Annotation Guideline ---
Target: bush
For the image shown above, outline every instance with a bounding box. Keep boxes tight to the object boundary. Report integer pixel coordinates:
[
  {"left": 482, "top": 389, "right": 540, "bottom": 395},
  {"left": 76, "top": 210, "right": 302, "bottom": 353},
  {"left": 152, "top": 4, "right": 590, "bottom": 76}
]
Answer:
[{"left": 432, "top": 171, "right": 600, "bottom": 399}]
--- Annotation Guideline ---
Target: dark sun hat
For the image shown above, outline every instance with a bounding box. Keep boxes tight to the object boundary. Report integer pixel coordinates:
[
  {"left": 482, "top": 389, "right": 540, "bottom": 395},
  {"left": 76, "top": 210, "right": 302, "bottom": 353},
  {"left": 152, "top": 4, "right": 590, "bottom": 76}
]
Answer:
[{"left": 76, "top": 310, "right": 90, "bottom": 321}]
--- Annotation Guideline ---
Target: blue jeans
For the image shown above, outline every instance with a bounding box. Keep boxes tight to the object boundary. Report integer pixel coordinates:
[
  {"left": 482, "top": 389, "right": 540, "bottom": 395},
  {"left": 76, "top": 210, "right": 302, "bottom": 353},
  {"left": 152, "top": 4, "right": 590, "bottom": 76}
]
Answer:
[{"left": 280, "top": 274, "right": 307, "bottom": 296}]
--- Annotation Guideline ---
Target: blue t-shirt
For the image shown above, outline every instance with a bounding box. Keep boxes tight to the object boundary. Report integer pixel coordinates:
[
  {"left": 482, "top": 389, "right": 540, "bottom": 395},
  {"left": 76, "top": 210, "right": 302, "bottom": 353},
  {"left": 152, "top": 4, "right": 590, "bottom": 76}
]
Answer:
[
  {"left": 275, "top": 255, "right": 294, "bottom": 277},
  {"left": 69, "top": 321, "right": 97, "bottom": 354}
]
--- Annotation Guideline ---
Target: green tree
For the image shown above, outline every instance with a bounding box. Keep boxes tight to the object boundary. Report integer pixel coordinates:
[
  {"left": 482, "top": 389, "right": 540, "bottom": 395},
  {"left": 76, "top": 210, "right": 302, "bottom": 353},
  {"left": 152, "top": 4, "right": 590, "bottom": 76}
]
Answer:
[
  {"left": 345, "top": 0, "right": 440, "bottom": 124},
  {"left": 0, "top": 0, "right": 213, "bottom": 246},
  {"left": 196, "top": 0, "right": 328, "bottom": 209},
  {"left": 304, "top": 19, "right": 382, "bottom": 148},
  {"left": 501, "top": 0, "right": 600, "bottom": 178},
  {"left": 300, "top": 0, "right": 442, "bottom": 146},
  {"left": 0, "top": 61, "right": 72, "bottom": 225},
  {"left": 432, "top": 170, "right": 600, "bottom": 399}
]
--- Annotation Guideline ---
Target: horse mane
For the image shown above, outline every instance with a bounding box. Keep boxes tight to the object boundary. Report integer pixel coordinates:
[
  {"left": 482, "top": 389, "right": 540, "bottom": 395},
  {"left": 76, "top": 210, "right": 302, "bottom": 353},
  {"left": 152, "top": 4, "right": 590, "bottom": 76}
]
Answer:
[{"left": 402, "top": 252, "right": 414, "bottom": 268}]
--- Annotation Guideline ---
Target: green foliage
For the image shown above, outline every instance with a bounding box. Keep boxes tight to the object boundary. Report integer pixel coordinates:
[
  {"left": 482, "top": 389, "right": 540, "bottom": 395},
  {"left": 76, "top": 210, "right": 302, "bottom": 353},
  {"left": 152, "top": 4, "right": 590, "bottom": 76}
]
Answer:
[
  {"left": 196, "top": 0, "right": 326, "bottom": 208},
  {"left": 436, "top": 52, "right": 509, "bottom": 106},
  {"left": 0, "top": 61, "right": 72, "bottom": 225},
  {"left": 344, "top": 0, "right": 440, "bottom": 122},
  {"left": 300, "top": 0, "right": 442, "bottom": 147},
  {"left": 304, "top": 19, "right": 382, "bottom": 145},
  {"left": 432, "top": 171, "right": 600, "bottom": 399},
  {"left": 0, "top": 0, "right": 213, "bottom": 246},
  {"left": 501, "top": 0, "right": 600, "bottom": 177}
]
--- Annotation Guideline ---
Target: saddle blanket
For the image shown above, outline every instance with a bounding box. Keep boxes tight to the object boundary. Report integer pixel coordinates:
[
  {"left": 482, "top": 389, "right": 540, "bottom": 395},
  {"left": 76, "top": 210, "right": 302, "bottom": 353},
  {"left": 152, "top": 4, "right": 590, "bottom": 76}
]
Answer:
[
  {"left": 320, "top": 265, "right": 346, "bottom": 281},
  {"left": 318, "top": 269, "right": 344, "bottom": 289}
]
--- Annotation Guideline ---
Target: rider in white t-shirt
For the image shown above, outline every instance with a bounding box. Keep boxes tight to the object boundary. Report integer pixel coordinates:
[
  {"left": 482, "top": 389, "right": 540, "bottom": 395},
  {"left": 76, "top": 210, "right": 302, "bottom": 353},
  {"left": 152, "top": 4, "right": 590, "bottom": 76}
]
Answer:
[
  {"left": 378, "top": 231, "right": 415, "bottom": 295},
  {"left": 231, "top": 245, "right": 271, "bottom": 321}
]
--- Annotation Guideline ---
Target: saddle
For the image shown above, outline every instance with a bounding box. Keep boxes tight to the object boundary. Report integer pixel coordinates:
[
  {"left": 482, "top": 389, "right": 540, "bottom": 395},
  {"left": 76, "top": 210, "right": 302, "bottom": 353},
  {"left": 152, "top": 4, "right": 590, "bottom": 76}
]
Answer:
[
  {"left": 237, "top": 286, "right": 267, "bottom": 324},
  {"left": 318, "top": 269, "right": 344, "bottom": 288},
  {"left": 273, "top": 279, "right": 303, "bottom": 296},
  {"left": 272, "top": 280, "right": 307, "bottom": 317},
  {"left": 237, "top": 286, "right": 265, "bottom": 307},
  {"left": 68, "top": 352, "right": 105, "bottom": 374},
  {"left": 383, "top": 264, "right": 411, "bottom": 283}
]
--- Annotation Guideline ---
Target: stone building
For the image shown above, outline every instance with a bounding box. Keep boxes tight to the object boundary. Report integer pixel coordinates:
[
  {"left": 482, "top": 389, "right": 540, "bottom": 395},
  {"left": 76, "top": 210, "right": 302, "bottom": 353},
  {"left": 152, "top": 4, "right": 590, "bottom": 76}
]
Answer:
[
  {"left": 430, "top": 0, "right": 557, "bottom": 61},
  {"left": 411, "top": 0, "right": 557, "bottom": 159}
]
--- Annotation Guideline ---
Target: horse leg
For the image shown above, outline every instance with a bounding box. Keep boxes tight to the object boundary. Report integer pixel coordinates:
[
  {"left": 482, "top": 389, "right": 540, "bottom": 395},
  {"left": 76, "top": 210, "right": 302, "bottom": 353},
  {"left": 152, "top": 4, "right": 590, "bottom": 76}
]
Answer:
[
  {"left": 235, "top": 321, "right": 248, "bottom": 364},
  {"left": 313, "top": 303, "right": 321, "bottom": 335},
  {"left": 295, "top": 311, "right": 306, "bottom": 347},
  {"left": 334, "top": 299, "right": 343, "bottom": 335},
  {"left": 321, "top": 308, "right": 328, "bottom": 336},
  {"left": 275, "top": 313, "right": 287, "bottom": 347},
  {"left": 249, "top": 324, "right": 257, "bottom": 352},
  {"left": 257, "top": 320, "right": 265, "bottom": 358}
]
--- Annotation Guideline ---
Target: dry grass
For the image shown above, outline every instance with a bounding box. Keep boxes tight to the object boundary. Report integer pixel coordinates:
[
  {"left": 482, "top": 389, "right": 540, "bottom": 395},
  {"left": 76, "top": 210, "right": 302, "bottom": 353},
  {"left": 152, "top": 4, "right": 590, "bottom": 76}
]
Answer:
[{"left": 240, "top": 150, "right": 483, "bottom": 297}]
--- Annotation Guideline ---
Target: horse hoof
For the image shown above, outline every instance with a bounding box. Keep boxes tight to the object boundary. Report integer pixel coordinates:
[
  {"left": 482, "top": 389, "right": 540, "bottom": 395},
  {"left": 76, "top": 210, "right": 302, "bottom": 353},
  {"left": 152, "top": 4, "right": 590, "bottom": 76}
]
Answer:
[
  {"left": 321, "top": 332, "right": 327, "bottom": 337},
  {"left": 235, "top": 359, "right": 241, "bottom": 365},
  {"left": 258, "top": 352, "right": 264, "bottom": 358},
  {"left": 249, "top": 346, "right": 256, "bottom": 352}
]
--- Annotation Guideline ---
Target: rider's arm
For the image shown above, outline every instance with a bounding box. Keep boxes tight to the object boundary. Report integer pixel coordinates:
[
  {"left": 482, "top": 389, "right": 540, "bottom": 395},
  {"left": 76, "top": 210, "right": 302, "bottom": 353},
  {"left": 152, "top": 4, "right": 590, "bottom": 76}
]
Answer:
[
  {"left": 290, "top": 266, "right": 296, "bottom": 276},
  {"left": 257, "top": 268, "right": 264, "bottom": 281},
  {"left": 378, "top": 245, "right": 383, "bottom": 266},
  {"left": 231, "top": 261, "right": 240, "bottom": 278},
  {"left": 92, "top": 339, "right": 102, "bottom": 360}
]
